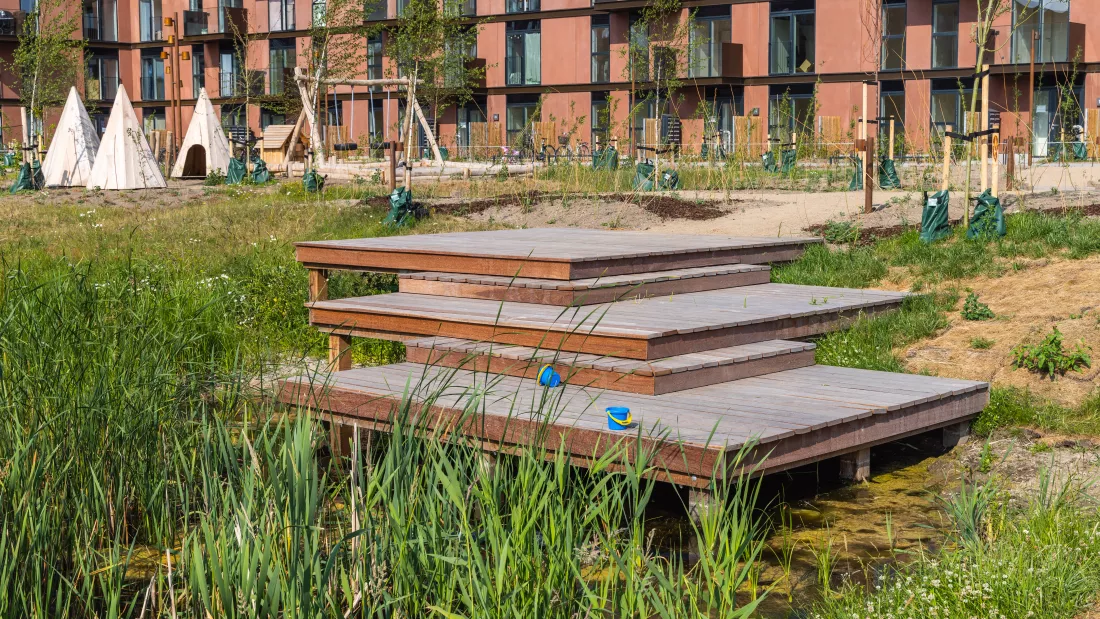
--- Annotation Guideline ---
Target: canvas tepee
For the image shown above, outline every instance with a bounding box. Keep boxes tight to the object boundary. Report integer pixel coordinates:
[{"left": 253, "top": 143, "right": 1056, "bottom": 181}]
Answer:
[
  {"left": 85, "top": 85, "right": 166, "bottom": 190},
  {"left": 171, "top": 88, "right": 232, "bottom": 178},
  {"left": 42, "top": 87, "right": 100, "bottom": 187}
]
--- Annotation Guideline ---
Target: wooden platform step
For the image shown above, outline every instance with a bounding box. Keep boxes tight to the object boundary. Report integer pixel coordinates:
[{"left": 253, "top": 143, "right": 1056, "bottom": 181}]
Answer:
[
  {"left": 398, "top": 264, "right": 773, "bottom": 306},
  {"left": 309, "top": 284, "right": 909, "bottom": 360},
  {"left": 296, "top": 228, "right": 820, "bottom": 280},
  {"left": 278, "top": 363, "right": 989, "bottom": 487},
  {"left": 406, "top": 337, "right": 816, "bottom": 395}
]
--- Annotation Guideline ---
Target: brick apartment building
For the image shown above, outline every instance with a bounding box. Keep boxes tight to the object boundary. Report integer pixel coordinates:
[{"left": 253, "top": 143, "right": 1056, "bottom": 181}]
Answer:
[{"left": 0, "top": 0, "right": 1096, "bottom": 158}]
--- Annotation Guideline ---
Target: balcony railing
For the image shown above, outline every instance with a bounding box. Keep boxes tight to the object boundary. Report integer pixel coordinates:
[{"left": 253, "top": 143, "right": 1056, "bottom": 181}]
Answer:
[{"left": 183, "top": 7, "right": 248, "bottom": 38}]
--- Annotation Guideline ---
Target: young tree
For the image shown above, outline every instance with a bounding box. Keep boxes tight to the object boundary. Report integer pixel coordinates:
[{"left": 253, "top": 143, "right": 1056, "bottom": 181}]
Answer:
[
  {"left": 386, "top": 0, "right": 483, "bottom": 169},
  {"left": 6, "top": 0, "right": 85, "bottom": 150}
]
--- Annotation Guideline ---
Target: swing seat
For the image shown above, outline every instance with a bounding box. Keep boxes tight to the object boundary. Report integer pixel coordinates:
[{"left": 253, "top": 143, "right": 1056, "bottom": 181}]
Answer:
[{"left": 333, "top": 143, "right": 359, "bottom": 152}]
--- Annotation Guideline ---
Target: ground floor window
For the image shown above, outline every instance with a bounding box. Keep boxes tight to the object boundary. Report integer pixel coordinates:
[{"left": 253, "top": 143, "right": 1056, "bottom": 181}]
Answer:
[
  {"left": 506, "top": 94, "right": 540, "bottom": 146},
  {"left": 768, "top": 84, "right": 814, "bottom": 145},
  {"left": 880, "top": 81, "right": 905, "bottom": 155}
]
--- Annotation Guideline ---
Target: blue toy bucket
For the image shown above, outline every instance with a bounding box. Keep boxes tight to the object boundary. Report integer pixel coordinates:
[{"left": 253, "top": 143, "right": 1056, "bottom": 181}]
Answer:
[
  {"left": 607, "top": 407, "right": 632, "bottom": 430},
  {"left": 537, "top": 364, "right": 561, "bottom": 387}
]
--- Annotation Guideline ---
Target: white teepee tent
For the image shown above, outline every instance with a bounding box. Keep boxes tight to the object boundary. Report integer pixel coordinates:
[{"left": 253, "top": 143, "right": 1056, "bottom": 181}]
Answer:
[
  {"left": 42, "top": 87, "right": 101, "bottom": 187},
  {"left": 85, "top": 85, "right": 166, "bottom": 190},
  {"left": 171, "top": 88, "right": 232, "bottom": 178}
]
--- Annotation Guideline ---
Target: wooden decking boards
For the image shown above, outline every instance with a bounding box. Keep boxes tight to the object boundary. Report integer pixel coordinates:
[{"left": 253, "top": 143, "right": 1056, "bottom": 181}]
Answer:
[
  {"left": 398, "top": 264, "right": 773, "bottom": 305},
  {"left": 309, "top": 284, "right": 909, "bottom": 360},
  {"left": 296, "top": 228, "right": 821, "bottom": 279},
  {"left": 277, "top": 363, "right": 989, "bottom": 487},
  {"left": 405, "top": 337, "right": 817, "bottom": 395},
  {"left": 284, "top": 228, "right": 989, "bottom": 488}
]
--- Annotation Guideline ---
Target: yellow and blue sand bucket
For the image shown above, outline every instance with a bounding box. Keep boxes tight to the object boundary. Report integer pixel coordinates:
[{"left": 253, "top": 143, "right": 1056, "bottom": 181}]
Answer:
[{"left": 607, "top": 407, "right": 632, "bottom": 430}]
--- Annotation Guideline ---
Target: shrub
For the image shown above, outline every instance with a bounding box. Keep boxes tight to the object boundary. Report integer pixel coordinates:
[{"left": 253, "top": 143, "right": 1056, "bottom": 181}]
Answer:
[
  {"left": 821, "top": 219, "right": 860, "bottom": 244},
  {"left": 1011, "top": 327, "right": 1091, "bottom": 378},
  {"left": 961, "top": 292, "right": 995, "bottom": 321},
  {"left": 203, "top": 168, "right": 227, "bottom": 186}
]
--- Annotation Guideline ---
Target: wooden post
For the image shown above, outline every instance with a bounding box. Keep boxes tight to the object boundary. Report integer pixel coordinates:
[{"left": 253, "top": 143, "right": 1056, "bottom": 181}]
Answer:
[
  {"left": 387, "top": 141, "right": 397, "bottom": 192},
  {"left": 308, "top": 269, "right": 329, "bottom": 302},
  {"left": 991, "top": 133, "right": 1000, "bottom": 198},
  {"left": 864, "top": 136, "right": 874, "bottom": 214},
  {"left": 980, "top": 65, "right": 990, "bottom": 192},
  {"left": 765, "top": 132, "right": 771, "bottom": 152},
  {"left": 688, "top": 487, "right": 716, "bottom": 523},
  {"left": 888, "top": 117, "right": 895, "bottom": 159},
  {"left": 329, "top": 334, "right": 352, "bottom": 371},
  {"left": 941, "top": 125, "right": 953, "bottom": 191},
  {"left": 1006, "top": 137, "right": 1015, "bottom": 190},
  {"left": 1028, "top": 30, "right": 1038, "bottom": 167},
  {"left": 860, "top": 81, "right": 868, "bottom": 181},
  {"left": 839, "top": 448, "right": 871, "bottom": 482},
  {"left": 19, "top": 107, "right": 29, "bottom": 149}
]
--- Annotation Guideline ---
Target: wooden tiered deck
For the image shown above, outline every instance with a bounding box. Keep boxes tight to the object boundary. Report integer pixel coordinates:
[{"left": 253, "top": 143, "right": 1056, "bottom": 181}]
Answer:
[
  {"left": 296, "top": 228, "right": 821, "bottom": 279},
  {"left": 280, "top": 228, "right": 989, "bottom": 488}
]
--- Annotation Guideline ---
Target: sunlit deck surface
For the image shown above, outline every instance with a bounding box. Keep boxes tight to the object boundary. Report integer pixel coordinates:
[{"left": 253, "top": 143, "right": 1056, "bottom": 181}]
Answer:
[
  {"left": 308, "top": 284, "right": 909, "bottom": 360},
  {"left": 296, "top": 228, "right": 821, "bottom": 279},
  {"left": 278, "top": 363, "right": 989, "bottom": 488}
]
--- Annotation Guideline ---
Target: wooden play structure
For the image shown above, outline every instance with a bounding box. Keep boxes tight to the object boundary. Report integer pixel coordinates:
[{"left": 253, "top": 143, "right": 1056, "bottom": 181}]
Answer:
[{"left": 279, "top": 229, "right": 990, "bottom": 495}]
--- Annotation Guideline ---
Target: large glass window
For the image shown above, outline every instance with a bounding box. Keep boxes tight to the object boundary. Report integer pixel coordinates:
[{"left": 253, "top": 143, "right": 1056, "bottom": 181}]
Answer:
[
  {"left": 591, "top": 15, "right": 610, "bottom": 84},
  {"left": 881, "top": 0, "right": 905, "bottom": 70},
  {"left": 930, "top": 79, "right": 970, "bottom": 132},
  {"left": 628, "top": 12, "right": 649, "bottom": 82},
  {"left": 367, "top": 34, "right": 383, "bottom": 80},
  {"left": 86, "top": 52, "right": 119, "bottom": 101},
  {"left": 83, "top": 0, "right": 118, "bottom": 41},
  {"left": 880, "top": 83, "right": 905, "bottom": 148},
  {"left": 768, "top": 86, "right": 814, "bottom": 143},
  {"left": 592, "top": 92, "right": 609, "bottom": 145},
  {"left": 506, "top": 0, "right": 538, "bottom": 13},
  {"left": 505, "top": 21, "right": 540, "bottom": 86},
  {"left": 139, "top": 0, "right": 162, "bottom": 41},
  {"left": 932, "top": 0, "right": 958, "bottom": 69},
  {"left": 269, "top": 38, "right": 295, "bottom": 95},
  {"left": 191, "top": 45, "right": 205, "bottom": 95},
  {"left": 506, "top": 95, "right": 539, "bottom": 144},
  {"left": 140, "top": 50, "right": 165, "bottom": 100},
  {"left": 770, "top": 0, "right": 815, "bottom": 75},
  {"left": 219, "top": 48, "right": 239, "bottom": 97},
  {"left": 269, "top": 0, "right": 295, "bottom": 31},
  {"left": 1011, "top": 0, "right": 1069, "bottom": 64},
  {"left": 143, "top": 107, "right": 166, "bottom": 134},
  {"left": 690, "top": 8, "right": 732, "bottom": 78}
]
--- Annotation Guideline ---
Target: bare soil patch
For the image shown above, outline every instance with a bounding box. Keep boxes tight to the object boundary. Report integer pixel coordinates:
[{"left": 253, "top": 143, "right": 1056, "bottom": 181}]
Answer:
[{"left": 892, "top": 256, "right": 1100, "bottom": 407}]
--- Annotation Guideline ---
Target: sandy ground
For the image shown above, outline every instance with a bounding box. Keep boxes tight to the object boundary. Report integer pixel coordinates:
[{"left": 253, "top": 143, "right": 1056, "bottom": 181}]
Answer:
[{"left": 880, "top": 256, "right": 1100, "bottom": 408}]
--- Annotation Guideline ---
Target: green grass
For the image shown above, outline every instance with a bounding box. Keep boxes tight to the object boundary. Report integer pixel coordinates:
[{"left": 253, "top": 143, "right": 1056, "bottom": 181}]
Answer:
[{"left": 815, "top": 474, "right": 1100, "bottom": 619}]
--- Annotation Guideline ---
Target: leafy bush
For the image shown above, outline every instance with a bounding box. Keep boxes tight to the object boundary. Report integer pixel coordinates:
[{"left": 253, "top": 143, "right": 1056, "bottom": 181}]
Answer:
[
  {"left": 961, "top": 292, "right": 995, "bottom": 320},
  {"left": 203, "top": 168, "right": 227, "bottom": 186},
  {"left": 821, "top": 219, "right": 860, "bottom": 244},
  {"left": 1011, "top": 327, "right": 1091, "bottom": 378}
]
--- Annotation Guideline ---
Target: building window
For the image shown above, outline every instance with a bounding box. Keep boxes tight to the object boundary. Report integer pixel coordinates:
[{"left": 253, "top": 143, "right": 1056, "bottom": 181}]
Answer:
[
  {"left": 1011, "top": 0, "right": 1068, "bottom": 64},
  {"left": 140, "top": 50, "right": 165, "bottom": 100},
  {"left": 880, "top": 82, "right": 905, "bottom": 144},
  {"left": 881, "top": 0, "right": 905, "bottom": 70},
  {"left": 770, "top": 0, "right": 815, "bottom": 75},
  {"left": 221, "top": 104, "right": 246, "bottom": 133},
  {"left": 192, "top": 45, "right": 205, "bottom": 95},
  {"left": 505, "top": 21, "right": 540, "bottom": 86},
  {"left": 445, "top": 0, "right": 476, "bottom": 17},
  {"left": 366, "top": 0, "right": 386, "bottom": 20},
  {"left": 506, "top": 95, "right": 539, "bottom": 144},
  {"left": 592, "top": 92, "right": 609, "bottom": 145},
  {"left": 931, "top": 0, "right": 958, "bottom": 69},
  {"left": 591, "top": 15, "right": 610, "bottom": 84},
  {"left": 220, "top": 47, "right": 239, "bottom": 97},
  {"left": 269, "top": 0, "right": 295, "bottom": 31},
  {"left": 269, "top": 38, "right": 295, "bottom": 95},
  {"left": 83, "top": 0, "right": 118, "bottom": 41},
  {"left": 367, "top": 34, "right": 383, "bottom": 80},
  {"left": 506, "top": 0, "right": 538, "bottom": 14},
  {"left": 628, "top": 12, "right": 649, "bottom": 82},
  {"left": 261, "top": 107, "right": 286, "bottom": 129},
  {"left": 139, "top": 0, "right": 162, "bottom": 42},
  {"left": 768, "top": 84, "right": 814, "bottom": 143},
  {"left": 930, "top": 79, "right": 970, "bottom": 132},
  {"left": 86, "top": 51, "right": 119, "bottom": 101},
  {"left": 143, "top": 107, "right": 166, "bottom": 134},
  {"left": 690, "top": 7, "right": 731, "bottom": 78}
]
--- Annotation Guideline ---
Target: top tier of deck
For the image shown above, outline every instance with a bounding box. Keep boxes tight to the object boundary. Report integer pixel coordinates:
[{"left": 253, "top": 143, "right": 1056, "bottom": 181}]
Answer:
[{"left": 296, "top": 228, "right": 821, "bottom": 280}]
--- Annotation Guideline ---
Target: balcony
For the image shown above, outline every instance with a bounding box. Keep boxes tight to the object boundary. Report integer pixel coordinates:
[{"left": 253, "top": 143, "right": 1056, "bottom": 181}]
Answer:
[{"left": 183, "top": 7, "right": 249, "bottom": 39}]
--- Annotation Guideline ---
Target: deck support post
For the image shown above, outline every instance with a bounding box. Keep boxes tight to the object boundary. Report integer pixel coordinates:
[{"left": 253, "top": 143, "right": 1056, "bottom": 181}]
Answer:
[
  {"left": 329, "top": 334, "right": 352, "bottom": 371},
  {"left": 327, "top": 418, "right": 356, "bottom": 461},
  {"left": 308, "top": 269, "right": 329, "bottom": 302},
  {"left": 942, "top": 421, "right": 971, "bottom": 449},
  {"left": 838, "top": 448, "right": 871, "bottom": 482},
  {"left": 688, "top": 488, "right": 717, "bottom": 523}
]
